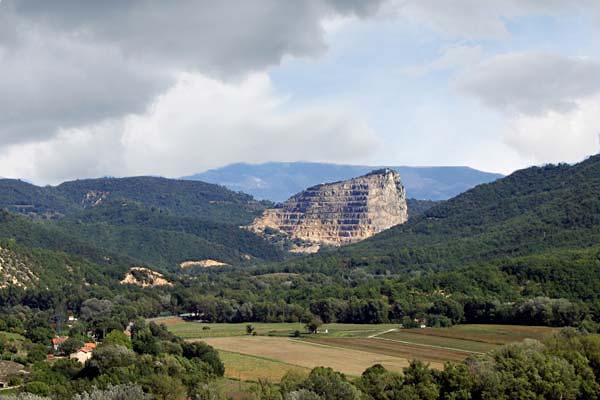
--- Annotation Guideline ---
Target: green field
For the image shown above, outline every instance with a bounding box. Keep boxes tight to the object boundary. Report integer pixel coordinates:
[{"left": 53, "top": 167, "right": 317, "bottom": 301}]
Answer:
[
  {"left": 155, "top": 317, "right": 399, "bottom": 338},
  {"left": 218, "top": 351, "right": 309, "bottom": 382},
  {"left": 160, "top": 318, "right": 560, "bottom": 382},
  {"left": 378, "top": 331, "right": 499, "bottom": 353},
  {"left": 397, "top": 324, "right": 557, "bottom": 345}
]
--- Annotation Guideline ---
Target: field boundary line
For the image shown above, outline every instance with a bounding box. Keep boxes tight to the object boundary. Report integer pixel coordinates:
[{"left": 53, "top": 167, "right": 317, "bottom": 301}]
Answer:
[
  {"left": 368, "top": 328, "right": 398, "bottom": 338},
  {"left": 372, "top": 336, "right": 484, "bottom": 354},
  {"left": 218, "top": 349, "right": 312, "bottom": 370},
  {"left": 290, "top": 338, "right": 348, "bottom": 349}
]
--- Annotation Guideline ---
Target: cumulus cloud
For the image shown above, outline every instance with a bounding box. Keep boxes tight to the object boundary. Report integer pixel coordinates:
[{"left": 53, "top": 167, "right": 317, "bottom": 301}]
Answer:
[
  {"left": 456, "top": 52, "right": 600, "bottom": 164},
  {"left": 503, "top": 95, "right": 600, "bottom": 164},
  {"left": 392, "top": 0, "right": 598, "bottom": 39},
  {"left": 0, "top": 73, "right": 380, "bottom": 185},
  {"left": 457, "top": 53, "right": 600, "bottom": 115},
  {"left": 0, "top": 0, "right": 385, "bottom": 147},
  {"left": 404, "top": 45, "right": 485, "bottom": 76}
]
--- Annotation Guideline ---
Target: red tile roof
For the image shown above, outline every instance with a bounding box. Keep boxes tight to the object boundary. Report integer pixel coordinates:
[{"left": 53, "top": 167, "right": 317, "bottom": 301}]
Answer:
[{"left": 51, "top": 336, "right": 68, "bottom": 346}]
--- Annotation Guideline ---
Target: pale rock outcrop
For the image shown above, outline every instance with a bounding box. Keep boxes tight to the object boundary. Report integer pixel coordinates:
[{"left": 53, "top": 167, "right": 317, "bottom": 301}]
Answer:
[
  {"left": 0, "top": 246, "right": 39, "bottom": 289},
  {"left": 180, "top": 259, "right": 229, "bottom": 268},
  {"left": 249, "top": 169, "right": 408, "bottom": 253},
  {"left": 120, "top": 267, "right": 173, "bottom": 287}
]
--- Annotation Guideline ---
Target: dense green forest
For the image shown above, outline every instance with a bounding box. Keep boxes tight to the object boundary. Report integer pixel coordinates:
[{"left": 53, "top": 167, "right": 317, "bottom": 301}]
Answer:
[
  {"left": 0, "top": 177, "right": 285, "bottom": 269},
  {"left": 1, "top": 157, "right": 600, "bottom": 398},
  {"left": 0, "top": 177, "right": 267, "bottom": 223},
  {"left": 2, "top": 157, "right": 600, "bottom": 327}
]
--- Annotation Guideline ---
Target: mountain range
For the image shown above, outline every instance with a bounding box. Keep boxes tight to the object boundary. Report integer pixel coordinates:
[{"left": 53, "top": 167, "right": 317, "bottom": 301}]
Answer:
[
  {"left": 1, "top": 155, "right": 600, "bottom": 310},
  {"left": 185, "top": 161, "right": 504, "bottom": 202},
  {"left": 277, "top": 155, "right": 600, "bottom": 303},
  {"left": 0, "top": 177, "right": 284, "bottom": 277}
]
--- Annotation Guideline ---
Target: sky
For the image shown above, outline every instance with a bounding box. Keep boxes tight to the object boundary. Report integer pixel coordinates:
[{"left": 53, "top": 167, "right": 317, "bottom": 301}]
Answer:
[{"left": 0, "top": 0, "right": 599, "bottom": 185}]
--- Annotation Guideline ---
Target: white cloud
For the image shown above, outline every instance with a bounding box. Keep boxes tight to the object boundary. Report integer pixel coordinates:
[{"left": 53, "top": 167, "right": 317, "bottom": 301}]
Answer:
[
  {"left": 455, "top": 51, "right": 600, "bottom": 165},
  {"left": 391, "top": 0, "right": 598, "bottom": 39},
  {"left": 0, "top": 0, "right": 385, "bottom": 148},
  {"left": 404, "top": 45, "right": 485, "bottom": 76},
  {"left": 457, "top": 52, "right": 600, "bottom": 115},
  {"left": 0, "top": 73, "right": 380, "bottom": 185},
  {"left": 503, "top": 94, "right": 600, "bottom": 164}
]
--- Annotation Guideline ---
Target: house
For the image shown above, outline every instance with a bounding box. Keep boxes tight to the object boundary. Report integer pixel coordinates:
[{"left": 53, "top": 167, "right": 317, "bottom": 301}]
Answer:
[
  {"left": 0, "top": 361, "right": 27, "bottom": 389},
  {"left": 51, "top": 336, "right": 69, "bottom": 351},
  {"left": 83, "top": 342, "right": 97, "bottom": 350},
  {"left": 70, "top": 347, "right": 93, "bottom": 364},
  {"left": 66, "top": 315, "right": 78, "bottom": 327},
  {"left": 69, "top": 343, "right": 96, "bottom": 364}
]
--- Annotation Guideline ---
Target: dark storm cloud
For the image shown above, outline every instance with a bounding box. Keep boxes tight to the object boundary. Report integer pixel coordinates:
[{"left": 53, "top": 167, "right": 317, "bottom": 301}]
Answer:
[{"left": 0, "top": 0, "right": 385, "bottom": 145}]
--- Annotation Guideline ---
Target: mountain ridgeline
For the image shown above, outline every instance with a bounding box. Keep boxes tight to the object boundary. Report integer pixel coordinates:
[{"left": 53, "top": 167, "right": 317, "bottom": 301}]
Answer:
[
  {"left": 1, "top": 157, "right": 600, "bottom": 331},
  {"left": 186, "top": 161, "right": 504, "bottom": 202},
  {"left": 0, "top": 177, "right": 285, "bottom": 276},
  {"left": 276, "top": 155, "right": 600, "bottom": 305},
  {"left": 0, "top": 176, "right": 266, "bottom": 223}
]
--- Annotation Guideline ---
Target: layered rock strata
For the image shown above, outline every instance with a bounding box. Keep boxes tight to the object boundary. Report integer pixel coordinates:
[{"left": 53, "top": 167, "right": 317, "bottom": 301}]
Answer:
[{"left": 249, "top": 169, "right": 408, "bottom": 252}]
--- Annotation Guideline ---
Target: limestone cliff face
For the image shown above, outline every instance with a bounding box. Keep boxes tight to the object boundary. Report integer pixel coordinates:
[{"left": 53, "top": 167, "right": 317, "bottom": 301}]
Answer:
[{"left": 249, "top": 169, "right": 408, "bottom": 252}]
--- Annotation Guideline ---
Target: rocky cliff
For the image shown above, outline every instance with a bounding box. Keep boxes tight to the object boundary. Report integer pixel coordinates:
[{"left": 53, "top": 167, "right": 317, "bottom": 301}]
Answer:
[{"left": 249, "top": 169, "right": 408, "bottom": 252}]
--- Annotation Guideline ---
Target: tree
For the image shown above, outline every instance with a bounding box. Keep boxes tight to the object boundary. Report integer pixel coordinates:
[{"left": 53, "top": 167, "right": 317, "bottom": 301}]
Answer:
[
  {"left": 182, "top": 342, "right": 224, "bottom": 377},
  {"left": 305, "top": 317, "right": 323, "bottom": 334},
  {"left": 144, "top": 375, "right": 187, "bottom": 400},
  {"left": 23, "top": 382, "right": 51, "bottom": 397},
  {"left": 0, "top": 394, "right": 50, "bottom": 400},
  {"left": 438, "top": 362, "right": 473, "bottom": 400},
  {"left": 73, "top": 384, "right": 150, "bottom": 400},
  {"left": 285, "top": 390, "right": 322, "bottom": 400},
  {"left": 80, "top": 299, "right": 115, "bottom": 339},
  {"left": 27, "top": 343, "right": 49, "bottom": 363},
  {"left": 26, "top": 327, "right": 54, "bottom": 345},
  {"left": 103, "top": 330, "right": 132, "bottom": 349},
  {"left": 302, "top": 367, "right": 360, "bottom": 400},
  {"left": 399, "top": 361, "right": 439, "bottom": 400},
  {"left": 86, "top": 345, "right": 136, "bottom": 376},
  {"left": 59, "top": 338, "right": 84, "bottom": 355},
  {"left": 357, "top": 364, "right": 403, "bottom": 400}
]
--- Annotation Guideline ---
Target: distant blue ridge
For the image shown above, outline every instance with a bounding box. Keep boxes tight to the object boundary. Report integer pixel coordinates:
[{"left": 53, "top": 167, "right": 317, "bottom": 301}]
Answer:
[{"left": 183, "top": 161, "right": 503, "bottom": 202}]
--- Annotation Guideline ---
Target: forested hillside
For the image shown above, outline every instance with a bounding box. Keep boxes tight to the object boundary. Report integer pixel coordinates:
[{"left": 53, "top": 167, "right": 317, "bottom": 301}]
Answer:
[
  {"left": 181, "top": 155, "right": 600, "bottom": 329},
  {"left": 0, "top": 176, "right": 268, "bottom": 223},
  {"left": 289, "top": 155, "right": 600, "bottom": 274},
  {"left": 55, "top": 201, "right": 285, "bottom": 268},
  {"left": 0, "top": 177, "right": 285, "bottom": 271},
  {"left": 53, "top": 176, "right": 267, "bottom": 223},
  {"left": 2, "top": 157, "right": 600, "bottom": 330}
]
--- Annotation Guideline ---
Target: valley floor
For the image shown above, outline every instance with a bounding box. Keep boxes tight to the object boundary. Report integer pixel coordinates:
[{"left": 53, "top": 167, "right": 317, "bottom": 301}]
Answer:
[{"left": 158, "top": 318, "right": 557, "bottom": 382}]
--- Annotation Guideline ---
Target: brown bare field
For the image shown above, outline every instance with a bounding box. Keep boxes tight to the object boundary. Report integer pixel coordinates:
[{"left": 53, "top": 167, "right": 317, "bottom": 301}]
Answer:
[
  {"left": 197, "top": 336, "right": 412, "bottom": 376},
  {"left": 305, "top": 337, "right": 469, "bottom": 366},
  {"left": 396, "top": 324, "right": 557, "bottom": 345}
]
